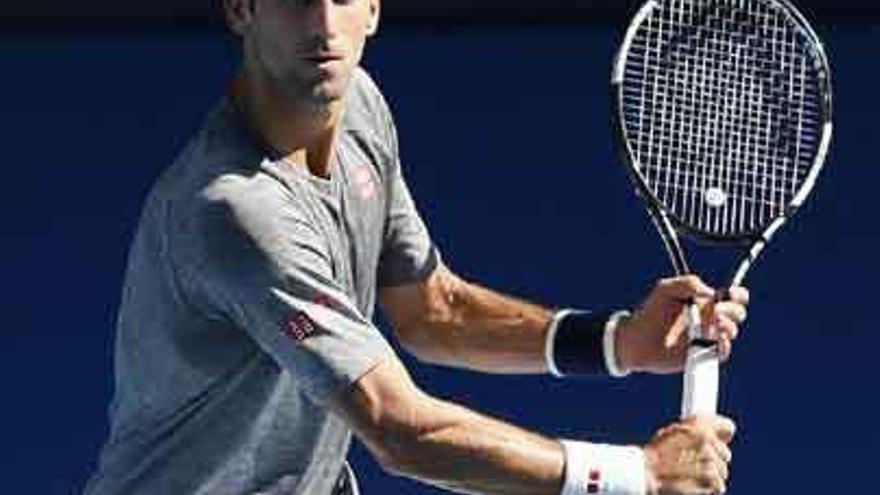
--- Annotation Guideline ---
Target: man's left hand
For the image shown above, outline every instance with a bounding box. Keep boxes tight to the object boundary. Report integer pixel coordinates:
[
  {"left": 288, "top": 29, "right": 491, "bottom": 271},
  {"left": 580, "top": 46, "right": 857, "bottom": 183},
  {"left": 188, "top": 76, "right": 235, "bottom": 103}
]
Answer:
[{"left": 614, "top": 275, "right": 750, "bottom": 375}]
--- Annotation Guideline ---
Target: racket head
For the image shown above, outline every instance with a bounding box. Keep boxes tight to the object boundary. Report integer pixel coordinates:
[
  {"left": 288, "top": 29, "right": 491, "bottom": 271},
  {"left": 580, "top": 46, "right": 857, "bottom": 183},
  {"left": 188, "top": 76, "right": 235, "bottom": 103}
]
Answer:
[{"left": 612, "top": 0, "right": 833, "bottom": 245}]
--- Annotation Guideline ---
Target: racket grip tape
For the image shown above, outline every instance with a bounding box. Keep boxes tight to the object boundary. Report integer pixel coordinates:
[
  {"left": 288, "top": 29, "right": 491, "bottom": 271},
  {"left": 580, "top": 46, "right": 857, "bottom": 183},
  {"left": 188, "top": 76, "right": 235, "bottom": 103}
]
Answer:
[{"left": 681, "top": 304, "right": 720, "bottom": 417}]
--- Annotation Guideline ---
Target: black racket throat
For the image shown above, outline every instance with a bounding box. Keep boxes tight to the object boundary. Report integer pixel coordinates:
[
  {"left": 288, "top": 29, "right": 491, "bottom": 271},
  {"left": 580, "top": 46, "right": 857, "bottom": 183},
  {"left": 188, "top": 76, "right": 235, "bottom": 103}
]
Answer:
[{"left": 654, "top": 211, "right": 772, "bottom": 287}]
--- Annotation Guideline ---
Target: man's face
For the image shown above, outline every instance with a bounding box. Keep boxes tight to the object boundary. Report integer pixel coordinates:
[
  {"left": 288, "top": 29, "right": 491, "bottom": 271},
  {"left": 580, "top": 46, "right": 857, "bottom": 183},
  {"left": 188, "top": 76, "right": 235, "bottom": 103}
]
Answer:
[{"left": 232, "top": 0, "right": 380, "bottom": 106}]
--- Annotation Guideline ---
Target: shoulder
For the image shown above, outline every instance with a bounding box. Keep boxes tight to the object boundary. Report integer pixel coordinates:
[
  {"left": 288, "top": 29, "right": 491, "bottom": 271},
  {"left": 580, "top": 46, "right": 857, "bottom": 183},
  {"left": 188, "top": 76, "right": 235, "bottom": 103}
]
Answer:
[
  {"left": 193, "top": 172, "right": 320, "bottom": 251},
  {"left": 345, "top": 68, "right": 393, "bottom": 123},
  {"left": 159, "top": 99, "right": 318, "bottom": 252},
  {"left": 164, "top": 161, "right": 330, "bottom": 285},
  {"left": 151, "top": 97, "right": 270, "bottom": 220}
]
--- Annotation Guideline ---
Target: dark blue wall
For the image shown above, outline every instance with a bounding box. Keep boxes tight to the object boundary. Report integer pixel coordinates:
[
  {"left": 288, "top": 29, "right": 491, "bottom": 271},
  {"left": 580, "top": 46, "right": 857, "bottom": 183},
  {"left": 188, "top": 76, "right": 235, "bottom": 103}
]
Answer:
[{"left": 2, "top": 24, "right": 878, "bottom": 493}]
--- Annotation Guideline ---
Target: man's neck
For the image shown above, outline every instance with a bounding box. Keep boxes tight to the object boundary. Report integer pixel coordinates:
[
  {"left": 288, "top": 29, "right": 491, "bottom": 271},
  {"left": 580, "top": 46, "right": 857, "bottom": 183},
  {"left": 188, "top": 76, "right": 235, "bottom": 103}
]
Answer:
[{"left": 231, "top": 71, "right": 344, "bottom": 178}]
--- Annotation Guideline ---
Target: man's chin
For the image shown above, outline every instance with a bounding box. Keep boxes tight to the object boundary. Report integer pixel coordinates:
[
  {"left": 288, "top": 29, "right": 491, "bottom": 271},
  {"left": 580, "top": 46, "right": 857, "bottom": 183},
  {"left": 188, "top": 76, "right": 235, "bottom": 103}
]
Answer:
[
  {"left": 276, "top": 72, "right": 350, "bottom": 112},
  {"left": 311, "top": 82, "right": 346, "bottom": 105}
]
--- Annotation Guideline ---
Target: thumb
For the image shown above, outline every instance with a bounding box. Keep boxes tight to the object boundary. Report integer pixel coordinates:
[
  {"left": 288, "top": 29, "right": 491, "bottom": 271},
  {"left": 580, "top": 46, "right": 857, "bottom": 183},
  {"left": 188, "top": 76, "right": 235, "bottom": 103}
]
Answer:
[
  {"left": 663, "top": 304, "right": 699, "bottom": 349},
  {"left": 663, "top": 317, "right": 687, "bottom": 349},
  {"left": 713, "top": 416, "right": 737, "bottom": 443}
]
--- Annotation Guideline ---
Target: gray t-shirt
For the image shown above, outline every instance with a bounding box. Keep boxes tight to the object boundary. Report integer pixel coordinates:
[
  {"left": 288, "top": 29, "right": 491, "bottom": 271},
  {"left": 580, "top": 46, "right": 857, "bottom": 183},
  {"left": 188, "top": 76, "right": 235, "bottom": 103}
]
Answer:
[{"left": 84, "top": 68, "right": 439, "bottom": 495}]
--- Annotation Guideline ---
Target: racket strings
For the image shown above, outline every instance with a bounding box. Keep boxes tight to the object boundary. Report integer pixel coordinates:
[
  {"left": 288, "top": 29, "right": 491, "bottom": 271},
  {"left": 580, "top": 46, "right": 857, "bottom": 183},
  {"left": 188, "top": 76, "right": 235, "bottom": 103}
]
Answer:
[{"left": 622, "top": 0, "right": 823, "bottom": 236}]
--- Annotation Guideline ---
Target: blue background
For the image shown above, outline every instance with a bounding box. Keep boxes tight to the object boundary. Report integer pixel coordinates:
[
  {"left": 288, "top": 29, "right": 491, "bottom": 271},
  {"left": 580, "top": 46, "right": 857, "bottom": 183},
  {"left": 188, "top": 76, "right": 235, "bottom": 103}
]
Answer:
[{"left": 2, "top": 24, "right": 878, "bottom": 493}]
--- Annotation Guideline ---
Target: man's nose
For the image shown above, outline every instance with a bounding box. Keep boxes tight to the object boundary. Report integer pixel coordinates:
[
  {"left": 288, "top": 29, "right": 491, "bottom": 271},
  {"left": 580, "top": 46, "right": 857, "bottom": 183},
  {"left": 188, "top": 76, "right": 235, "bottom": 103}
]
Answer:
[{"left": 309, "top": 0, "right": 337, "bottom": 38}]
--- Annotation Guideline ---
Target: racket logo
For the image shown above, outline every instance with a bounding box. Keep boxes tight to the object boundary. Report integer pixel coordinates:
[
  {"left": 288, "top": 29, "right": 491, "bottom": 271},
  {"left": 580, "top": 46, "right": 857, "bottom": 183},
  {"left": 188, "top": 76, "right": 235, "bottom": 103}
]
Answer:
[{"left": 704, "top": 187, "right": 728, "bottom": 208}]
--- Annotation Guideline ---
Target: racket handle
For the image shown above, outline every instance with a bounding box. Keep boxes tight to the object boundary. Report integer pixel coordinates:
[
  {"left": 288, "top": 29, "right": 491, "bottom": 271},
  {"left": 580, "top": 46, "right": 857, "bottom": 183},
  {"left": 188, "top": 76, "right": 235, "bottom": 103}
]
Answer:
[{"left": 681, "top": 304, "right": 720, "bottom": 417}]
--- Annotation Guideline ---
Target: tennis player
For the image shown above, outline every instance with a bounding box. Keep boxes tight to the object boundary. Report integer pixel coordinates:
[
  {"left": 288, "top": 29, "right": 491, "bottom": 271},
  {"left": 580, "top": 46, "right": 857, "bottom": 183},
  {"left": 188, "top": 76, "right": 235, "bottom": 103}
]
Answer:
[{"left": 84, "top": 1, "right": 749, "bottom": 494}]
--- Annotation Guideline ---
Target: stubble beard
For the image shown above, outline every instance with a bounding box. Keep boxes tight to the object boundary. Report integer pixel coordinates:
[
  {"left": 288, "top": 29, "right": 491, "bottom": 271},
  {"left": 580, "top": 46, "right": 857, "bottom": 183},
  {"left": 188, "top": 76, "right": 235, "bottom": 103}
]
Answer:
[{"left": 274, "top": 65, "right": 352, "bottom": 122}]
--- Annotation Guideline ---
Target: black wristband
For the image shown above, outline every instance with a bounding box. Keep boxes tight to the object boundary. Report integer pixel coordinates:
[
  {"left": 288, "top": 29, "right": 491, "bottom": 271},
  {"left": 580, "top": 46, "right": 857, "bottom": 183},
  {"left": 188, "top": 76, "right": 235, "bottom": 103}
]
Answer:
[{"left": 552, "top": 310, "right": 614, "bottom": 377}]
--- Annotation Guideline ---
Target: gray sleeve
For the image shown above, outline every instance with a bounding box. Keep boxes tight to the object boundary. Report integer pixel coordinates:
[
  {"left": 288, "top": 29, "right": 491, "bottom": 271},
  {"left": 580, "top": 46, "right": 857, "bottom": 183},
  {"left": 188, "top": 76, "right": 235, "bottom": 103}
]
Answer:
[
  {"left": 172, "top": 178, "right": 396, "bottom": 406},
  {"left": 376, "top": 110, "right": 440, "bottom": 287}
]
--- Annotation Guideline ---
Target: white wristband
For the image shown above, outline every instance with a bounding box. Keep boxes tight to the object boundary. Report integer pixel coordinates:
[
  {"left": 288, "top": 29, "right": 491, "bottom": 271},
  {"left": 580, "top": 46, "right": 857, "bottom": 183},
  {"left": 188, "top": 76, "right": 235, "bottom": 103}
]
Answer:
[
  {"left": 559, "top": 440, "right": 647, "bottom": 495},
  {"left": 603, "top": 310, "right": 633, "bottom": 378},
  {"left": 545, "top": 309, "right": 575, "bottom": 378}
]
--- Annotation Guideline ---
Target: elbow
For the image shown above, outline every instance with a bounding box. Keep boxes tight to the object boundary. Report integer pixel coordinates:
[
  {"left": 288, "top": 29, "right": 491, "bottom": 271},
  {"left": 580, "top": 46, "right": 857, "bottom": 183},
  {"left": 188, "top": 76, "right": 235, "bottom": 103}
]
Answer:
[
  {"left": 397, "top": 286, "right": 469, "bottom": 366},
  {"left": 395, "top": 320, "right": 456, "bottom": 367},
  {"left": 394, "top": 322, "right": 433, "bottom": 364},
  {"left": 360, "top": 405, "right": 420, "bottom": 477},
  {"left": 364, "top": 393, "right": 437, "bottom": 478},
  {"left": 384, "top": 266, "right": 469, "bottom": 366},
  {"left": 340, "top": 359, "right": 443, "bottom": 479},
  {"left": 374, "top": 445, "right": 411, "bottom": 479},
  {"left": 372, "top": 408, "right": 451, "bottom": 481}
]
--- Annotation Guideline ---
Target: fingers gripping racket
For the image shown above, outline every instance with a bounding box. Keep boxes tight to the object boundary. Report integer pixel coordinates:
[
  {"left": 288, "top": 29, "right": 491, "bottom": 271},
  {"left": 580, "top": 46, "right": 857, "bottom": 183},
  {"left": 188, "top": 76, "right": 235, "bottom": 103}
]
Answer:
[{"left": 611, "top": 0, "right": 832, "bottom": 417}]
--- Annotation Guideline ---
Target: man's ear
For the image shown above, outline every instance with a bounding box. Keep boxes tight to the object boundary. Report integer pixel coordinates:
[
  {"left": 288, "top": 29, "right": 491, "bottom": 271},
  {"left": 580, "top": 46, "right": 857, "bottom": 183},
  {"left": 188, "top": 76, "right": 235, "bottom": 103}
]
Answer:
[
  {"left": 224, "top": 0, "right": 257, "bottom": 36},
  {"left": 365, "top": 0, "right": 381, "bottom": 36}
]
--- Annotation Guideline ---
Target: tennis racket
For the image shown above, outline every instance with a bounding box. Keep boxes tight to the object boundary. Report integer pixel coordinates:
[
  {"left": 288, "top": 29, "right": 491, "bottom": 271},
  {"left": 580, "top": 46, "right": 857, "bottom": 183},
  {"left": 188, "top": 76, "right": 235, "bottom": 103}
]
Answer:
[{"left": 611, "top": 0, "right": 832, "bottom": 417}]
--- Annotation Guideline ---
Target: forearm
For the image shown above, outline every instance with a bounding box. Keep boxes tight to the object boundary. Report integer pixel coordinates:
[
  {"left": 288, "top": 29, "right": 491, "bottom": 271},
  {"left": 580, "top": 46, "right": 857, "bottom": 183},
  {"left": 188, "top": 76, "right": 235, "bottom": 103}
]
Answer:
[
  {"left": 384, "top": 267, "right": 554, "bottom": 373},
  {"left": 341, "top": 360, "right": 564, "bottom": 495},
  {"left": 391, "top": 393, "right": 564, "bottom": 494}
]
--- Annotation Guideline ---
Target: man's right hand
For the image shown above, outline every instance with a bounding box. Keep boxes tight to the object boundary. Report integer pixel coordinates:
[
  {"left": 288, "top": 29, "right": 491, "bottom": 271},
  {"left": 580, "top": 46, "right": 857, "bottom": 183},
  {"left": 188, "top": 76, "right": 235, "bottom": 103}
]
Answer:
[{"left": 644, "top": 415, "right": 736, "bottom": 495}]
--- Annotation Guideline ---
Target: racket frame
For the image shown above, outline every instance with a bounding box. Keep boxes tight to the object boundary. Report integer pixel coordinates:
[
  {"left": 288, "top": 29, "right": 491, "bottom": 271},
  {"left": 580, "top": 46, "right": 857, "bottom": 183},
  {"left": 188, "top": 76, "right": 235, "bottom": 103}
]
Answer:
[{"left": 612, "top": 0, "right": 833, "bottom": 250}]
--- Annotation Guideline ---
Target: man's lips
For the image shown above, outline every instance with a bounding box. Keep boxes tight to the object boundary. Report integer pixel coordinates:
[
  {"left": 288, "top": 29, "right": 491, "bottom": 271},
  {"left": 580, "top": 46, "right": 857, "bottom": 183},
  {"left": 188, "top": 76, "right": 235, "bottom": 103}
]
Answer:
[{"left": 303, "top": 53, "right": 344, "bottom": 64}]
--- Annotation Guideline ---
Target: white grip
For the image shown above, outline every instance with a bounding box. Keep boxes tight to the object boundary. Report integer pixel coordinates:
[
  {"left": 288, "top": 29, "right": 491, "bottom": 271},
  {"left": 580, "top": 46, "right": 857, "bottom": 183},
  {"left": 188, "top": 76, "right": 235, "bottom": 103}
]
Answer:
[{"left": 680, "top": 304, "right": 720, "bottom": 417}]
